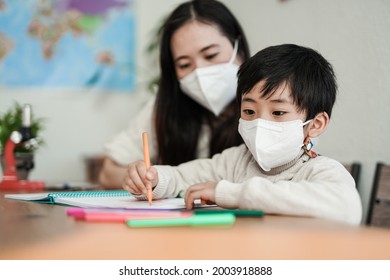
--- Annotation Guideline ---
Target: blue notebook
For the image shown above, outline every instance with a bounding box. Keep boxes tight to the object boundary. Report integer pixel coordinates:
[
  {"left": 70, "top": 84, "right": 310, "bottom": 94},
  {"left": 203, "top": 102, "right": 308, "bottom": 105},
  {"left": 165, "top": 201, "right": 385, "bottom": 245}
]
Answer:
[{"left": 4, "top": 190, "right": 206, "bottom": 210}]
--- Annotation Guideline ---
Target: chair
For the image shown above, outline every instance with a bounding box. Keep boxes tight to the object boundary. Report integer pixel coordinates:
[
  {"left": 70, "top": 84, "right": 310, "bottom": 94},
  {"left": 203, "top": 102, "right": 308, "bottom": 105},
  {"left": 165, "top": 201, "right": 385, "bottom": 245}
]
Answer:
[
  {"left": 343, "top": 162, "right": 361, "bottom": 190},
  {"left": 366, "top": 163, "right": 390, "bottom": 228}
]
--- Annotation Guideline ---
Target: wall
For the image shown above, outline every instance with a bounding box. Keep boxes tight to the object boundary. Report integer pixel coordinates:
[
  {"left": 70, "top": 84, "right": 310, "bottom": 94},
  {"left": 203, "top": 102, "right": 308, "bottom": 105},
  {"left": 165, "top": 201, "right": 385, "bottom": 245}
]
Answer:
[
  {"left": 0, "top": 0, "right": 183, "bottom": 183},
  {"left": 1, "top": 0, "right": 389, "bottom": 222}
]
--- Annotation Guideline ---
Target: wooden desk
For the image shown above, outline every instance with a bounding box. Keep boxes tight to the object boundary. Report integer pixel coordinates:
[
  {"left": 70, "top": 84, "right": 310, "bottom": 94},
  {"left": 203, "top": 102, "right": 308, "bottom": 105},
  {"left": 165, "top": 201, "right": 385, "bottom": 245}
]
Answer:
[{"left": 1, "top": 190, "right": 390, "bottom": 260}]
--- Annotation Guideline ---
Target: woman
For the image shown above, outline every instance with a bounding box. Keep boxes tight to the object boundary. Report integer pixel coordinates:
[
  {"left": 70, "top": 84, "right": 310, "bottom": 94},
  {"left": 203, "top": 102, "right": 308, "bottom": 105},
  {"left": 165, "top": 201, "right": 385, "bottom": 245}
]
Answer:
[{"left": 99, "top": 0, "right": 250, "bottom": 188}]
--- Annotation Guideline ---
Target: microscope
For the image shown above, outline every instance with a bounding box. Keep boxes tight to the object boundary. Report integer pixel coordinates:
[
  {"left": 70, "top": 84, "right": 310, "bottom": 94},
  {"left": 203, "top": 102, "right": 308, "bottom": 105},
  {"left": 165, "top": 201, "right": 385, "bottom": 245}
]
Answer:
[{"left": 0, "top": 104, "right": 45, "bottom": 190}]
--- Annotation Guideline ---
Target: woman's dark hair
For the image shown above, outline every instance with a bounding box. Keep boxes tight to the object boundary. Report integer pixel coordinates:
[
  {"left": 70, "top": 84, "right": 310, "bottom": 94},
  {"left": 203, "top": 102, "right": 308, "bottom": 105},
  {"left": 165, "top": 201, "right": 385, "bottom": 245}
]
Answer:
[{"left": 154, "top": 0, "right": 250, "bottom": 165}]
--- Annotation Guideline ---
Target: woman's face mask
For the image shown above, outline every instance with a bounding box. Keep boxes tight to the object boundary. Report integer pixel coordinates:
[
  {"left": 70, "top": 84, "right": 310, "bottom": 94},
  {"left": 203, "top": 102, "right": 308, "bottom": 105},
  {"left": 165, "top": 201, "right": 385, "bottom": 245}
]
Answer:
[{"left": 179, "top": 40, "right": 239, "bottom": 116}]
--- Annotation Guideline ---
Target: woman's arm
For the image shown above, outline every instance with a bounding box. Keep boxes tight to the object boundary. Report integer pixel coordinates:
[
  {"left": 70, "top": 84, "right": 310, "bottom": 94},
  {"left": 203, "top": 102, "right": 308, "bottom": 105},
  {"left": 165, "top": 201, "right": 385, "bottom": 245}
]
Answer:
[
  {"left": 99, "top": 97, "right": 156, "bottom": 189},
  {"left": 99, "top": 157, "right": 127, "bottom": 189}
]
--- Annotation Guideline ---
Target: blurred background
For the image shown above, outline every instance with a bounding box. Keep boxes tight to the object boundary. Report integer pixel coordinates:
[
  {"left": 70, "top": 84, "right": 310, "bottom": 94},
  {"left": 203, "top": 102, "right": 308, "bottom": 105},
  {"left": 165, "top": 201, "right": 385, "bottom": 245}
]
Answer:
[{"left": 0, "top": 0, "right": 389, "bottom": 222}]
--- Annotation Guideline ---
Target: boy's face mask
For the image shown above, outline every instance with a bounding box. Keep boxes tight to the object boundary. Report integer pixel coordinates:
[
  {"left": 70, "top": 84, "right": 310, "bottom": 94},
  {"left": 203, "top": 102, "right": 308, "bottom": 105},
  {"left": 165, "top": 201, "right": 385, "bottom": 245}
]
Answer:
[
  {"left": 238, "top": 118, "right": 311, "bottom": 171},
  {"left": 179, "top": 40, "right": 239, "bottom": 116}
]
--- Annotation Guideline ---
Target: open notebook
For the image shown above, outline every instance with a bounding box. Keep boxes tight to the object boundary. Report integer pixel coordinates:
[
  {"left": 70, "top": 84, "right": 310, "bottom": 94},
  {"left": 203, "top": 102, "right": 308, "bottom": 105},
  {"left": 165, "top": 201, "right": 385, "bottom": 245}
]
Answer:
[{"left": 4, "top": 190, "right": 206, "bottom": 210}]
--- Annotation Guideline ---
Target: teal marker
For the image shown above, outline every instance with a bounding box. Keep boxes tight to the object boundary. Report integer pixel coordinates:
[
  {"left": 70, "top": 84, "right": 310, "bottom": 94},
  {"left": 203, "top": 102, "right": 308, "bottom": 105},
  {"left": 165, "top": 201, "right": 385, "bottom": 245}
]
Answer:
[
  {"left": 194, "top": 209, "right": 264, "bottom": 217},
  {"left": 127, "top": 213, "right": 235, "bottom": 228}
]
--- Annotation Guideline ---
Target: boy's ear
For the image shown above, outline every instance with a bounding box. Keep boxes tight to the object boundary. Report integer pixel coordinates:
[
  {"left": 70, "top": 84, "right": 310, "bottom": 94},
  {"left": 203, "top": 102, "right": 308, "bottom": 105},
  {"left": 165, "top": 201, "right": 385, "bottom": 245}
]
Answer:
[{"left": 305, "top": 112, "right": 329, "bottom": 138}]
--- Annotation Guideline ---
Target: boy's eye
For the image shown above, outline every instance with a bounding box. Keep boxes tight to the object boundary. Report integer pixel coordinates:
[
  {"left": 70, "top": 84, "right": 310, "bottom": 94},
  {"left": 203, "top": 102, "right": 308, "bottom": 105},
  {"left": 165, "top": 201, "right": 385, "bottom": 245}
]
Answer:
[
  {"left": 243, "top": 109, "right": 255, "bottom": 115},
  {"left": 272, "top": 111, "right": 286, "bottom": 116}
]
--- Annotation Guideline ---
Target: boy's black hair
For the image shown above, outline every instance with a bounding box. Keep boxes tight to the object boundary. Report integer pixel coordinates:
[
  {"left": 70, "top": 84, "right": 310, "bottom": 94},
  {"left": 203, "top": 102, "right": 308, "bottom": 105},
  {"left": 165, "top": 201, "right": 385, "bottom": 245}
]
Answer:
[{"left": 237, "top": 44, "right": 337, "bottom": 119}]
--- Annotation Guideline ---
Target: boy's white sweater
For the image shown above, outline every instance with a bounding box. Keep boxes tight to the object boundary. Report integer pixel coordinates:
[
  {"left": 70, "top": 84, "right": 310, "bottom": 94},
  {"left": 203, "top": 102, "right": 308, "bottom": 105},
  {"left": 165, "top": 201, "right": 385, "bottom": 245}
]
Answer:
[{"left": 150, "top": 144, "right": 362, "bottom": 225}]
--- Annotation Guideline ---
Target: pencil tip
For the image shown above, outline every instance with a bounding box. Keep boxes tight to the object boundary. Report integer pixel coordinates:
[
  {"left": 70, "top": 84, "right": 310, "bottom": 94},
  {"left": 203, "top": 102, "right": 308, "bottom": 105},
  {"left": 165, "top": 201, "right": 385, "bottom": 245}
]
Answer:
[{"left": 147, "top": 189, "right": 152, "bottom": 206}]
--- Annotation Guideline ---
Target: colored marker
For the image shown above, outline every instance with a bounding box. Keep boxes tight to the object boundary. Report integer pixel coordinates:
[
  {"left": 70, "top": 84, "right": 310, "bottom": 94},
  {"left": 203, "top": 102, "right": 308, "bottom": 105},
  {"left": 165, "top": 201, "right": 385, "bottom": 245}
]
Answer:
[
  {"left": 127, "top": 213, "right": 235, "bottom": 228},
  {"left": 85, "top": 211, "right": 192, "bottom": 222},
  {"left": 66, "top": 207, "right": 192, "bottom": 222},
  {"left": 66, "top": 207, "right": 85, "bottom": 219},
  {"left": 194, "top": 209, "right": 264, "bottom": 217}
]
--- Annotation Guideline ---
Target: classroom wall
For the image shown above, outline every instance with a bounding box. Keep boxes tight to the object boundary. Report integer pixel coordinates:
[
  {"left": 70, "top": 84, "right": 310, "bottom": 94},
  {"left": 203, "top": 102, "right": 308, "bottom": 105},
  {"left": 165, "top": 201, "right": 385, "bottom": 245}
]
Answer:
[{"left": 1, "top": 0, "right": 389, "bottom": 222}]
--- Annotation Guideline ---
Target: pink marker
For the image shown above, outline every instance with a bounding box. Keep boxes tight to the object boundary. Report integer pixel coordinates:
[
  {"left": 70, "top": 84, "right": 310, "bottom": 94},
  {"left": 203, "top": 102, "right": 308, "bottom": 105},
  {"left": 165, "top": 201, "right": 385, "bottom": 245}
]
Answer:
[
  {"left": 66, "top": 207, "right": 193, "bottom": 223},
  {"left": 66, "top": 208, "right": 86, "bottom": 219},
  {"left": 84, "top": 211, "right": 192, "bottom": 223}
]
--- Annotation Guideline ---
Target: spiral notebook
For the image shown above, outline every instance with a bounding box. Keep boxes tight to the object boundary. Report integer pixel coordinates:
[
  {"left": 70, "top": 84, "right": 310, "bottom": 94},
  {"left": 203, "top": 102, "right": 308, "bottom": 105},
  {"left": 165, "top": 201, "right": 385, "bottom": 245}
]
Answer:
[{"left": 4, "top": 190, "right": 204, "bottom": 210}]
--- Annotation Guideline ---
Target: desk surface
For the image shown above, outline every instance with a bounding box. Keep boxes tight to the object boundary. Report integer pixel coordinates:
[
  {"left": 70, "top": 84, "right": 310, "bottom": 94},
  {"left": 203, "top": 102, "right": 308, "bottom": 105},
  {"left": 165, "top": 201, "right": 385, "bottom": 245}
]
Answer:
[{"left": 1, "top": 190, "right": 390, "bottom": 260}]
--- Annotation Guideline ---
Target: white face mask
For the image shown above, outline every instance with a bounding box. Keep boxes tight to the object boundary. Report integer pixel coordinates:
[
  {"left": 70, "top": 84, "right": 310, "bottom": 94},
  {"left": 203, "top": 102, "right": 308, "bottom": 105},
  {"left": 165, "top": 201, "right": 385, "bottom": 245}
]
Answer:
[
  {"left": 238, "top": 118, "right": 311, "bottom": 171},
  {"left": 179, "top": 40, "right": 239, "bottom": 116}
]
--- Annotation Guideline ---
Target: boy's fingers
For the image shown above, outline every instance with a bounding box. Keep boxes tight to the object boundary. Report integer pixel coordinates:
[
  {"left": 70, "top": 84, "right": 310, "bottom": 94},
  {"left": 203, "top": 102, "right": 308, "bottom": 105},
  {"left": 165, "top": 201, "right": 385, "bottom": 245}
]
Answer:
[
  {"left": 124, "top": 161, "right": 149, "bottom": 194},
  {"left": 185, "top": 182, "right": 216, "bottom": 209},
  {"left": 185, "top": 196, "right": 195, "bottom": 210},
  {"left": 146, "top": 167, "right": 157, "bottom": 180},
  {"left": 185, "top": 189, "right": 205, "bottom": 209},
  {"left": 128, "top": 166, "right": 146, "bottom": 191},
  {"left": 123, "top": 176, "right": 142, "bottom": 195},
  {"left": 146, "top": 167, "right": 159, "bottom": 188}
]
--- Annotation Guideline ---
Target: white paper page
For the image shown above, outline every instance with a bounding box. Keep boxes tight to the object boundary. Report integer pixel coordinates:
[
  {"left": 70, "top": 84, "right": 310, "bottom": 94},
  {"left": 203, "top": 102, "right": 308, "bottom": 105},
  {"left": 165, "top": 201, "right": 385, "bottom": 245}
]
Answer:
[
  {"left": 5, "top": 193, "right": 51, "bottom": 201},
  {"left": 56, "top": 196, "right": 197, "bottom": 210}
]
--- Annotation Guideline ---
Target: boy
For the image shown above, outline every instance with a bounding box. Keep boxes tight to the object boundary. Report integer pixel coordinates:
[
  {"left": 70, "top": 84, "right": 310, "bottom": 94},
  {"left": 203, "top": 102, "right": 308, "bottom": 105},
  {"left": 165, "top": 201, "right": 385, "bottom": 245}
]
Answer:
[{"left": 123, "top": 44, "right": 362, "bottom": 225}]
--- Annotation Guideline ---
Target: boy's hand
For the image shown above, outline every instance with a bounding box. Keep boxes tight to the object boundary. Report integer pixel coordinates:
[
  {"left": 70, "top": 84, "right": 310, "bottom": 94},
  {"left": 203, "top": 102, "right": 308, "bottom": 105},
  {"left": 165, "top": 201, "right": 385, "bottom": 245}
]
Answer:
[
  {"left": 184, "top": 181, "right": 217, "bottom": 209},
  {"left": 122, "top": 160, "right": 158, "bottom": 195}
]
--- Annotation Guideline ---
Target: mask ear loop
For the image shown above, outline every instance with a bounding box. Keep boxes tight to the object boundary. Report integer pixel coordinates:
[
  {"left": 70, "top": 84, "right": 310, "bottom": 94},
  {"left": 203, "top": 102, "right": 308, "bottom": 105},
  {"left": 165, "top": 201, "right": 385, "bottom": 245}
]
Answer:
[{"left": 228, "top": 39, "right": 239, "bottom": 64}]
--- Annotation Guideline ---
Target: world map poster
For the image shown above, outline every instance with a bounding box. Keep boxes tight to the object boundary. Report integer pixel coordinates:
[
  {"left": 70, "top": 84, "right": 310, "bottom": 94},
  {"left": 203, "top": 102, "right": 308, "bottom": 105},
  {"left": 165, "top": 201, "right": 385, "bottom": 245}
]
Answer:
[{"left": 0, "top": 0, "right": 136, "bottom": 91}]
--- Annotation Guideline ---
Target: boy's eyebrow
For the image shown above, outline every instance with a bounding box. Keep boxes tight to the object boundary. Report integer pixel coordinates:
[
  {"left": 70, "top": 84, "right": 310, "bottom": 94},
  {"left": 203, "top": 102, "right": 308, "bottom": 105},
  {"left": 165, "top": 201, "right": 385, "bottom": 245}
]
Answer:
[
  {"left": 241, "top": 96, "right": 257, "bottom": 103},
  {"left": 268, "top": 97, "right": 292, "bottom": 104}
]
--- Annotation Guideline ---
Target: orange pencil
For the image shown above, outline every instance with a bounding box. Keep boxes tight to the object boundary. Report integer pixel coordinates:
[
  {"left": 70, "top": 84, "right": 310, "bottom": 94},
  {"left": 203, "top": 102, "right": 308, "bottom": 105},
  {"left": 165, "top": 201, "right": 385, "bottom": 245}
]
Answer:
[{"left": 142, "top": 132, "right": 153, "bottom": 205}]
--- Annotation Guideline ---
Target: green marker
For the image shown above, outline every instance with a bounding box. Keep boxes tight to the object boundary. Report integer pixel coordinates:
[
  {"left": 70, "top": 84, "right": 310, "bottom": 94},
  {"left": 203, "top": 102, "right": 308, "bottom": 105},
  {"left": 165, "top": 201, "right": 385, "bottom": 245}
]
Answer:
[
  {"left": 127, "top": 213, "right": 235, "bottom": 228},
  {"left": 194, "top": 209, "right": 264, "bottom": 217}
]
